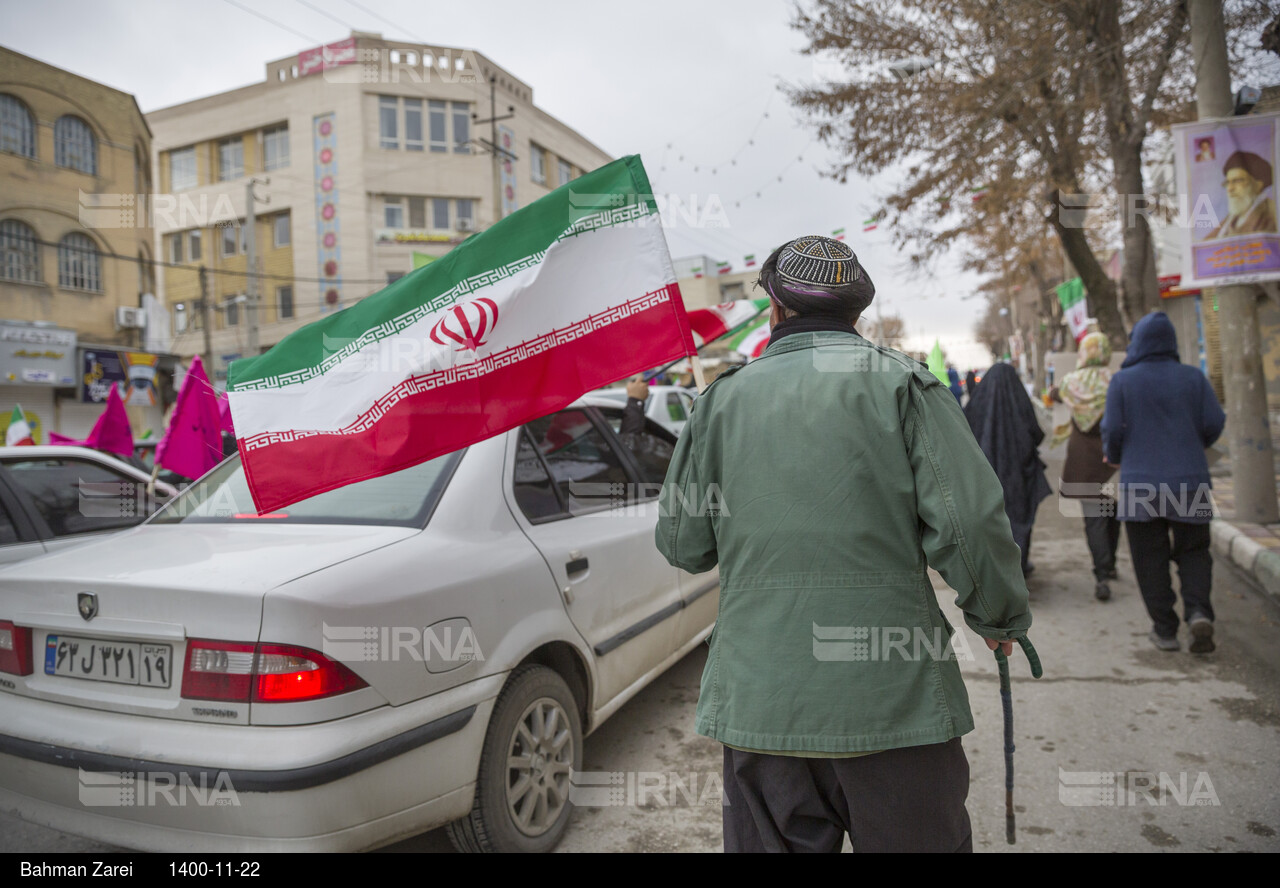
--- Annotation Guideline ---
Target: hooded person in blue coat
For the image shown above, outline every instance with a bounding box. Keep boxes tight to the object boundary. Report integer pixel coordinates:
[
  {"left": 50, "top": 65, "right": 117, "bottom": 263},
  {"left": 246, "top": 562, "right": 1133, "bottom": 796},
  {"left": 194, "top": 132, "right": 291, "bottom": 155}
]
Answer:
[{"left": 1101, "top": 312, "right": 1225, "bottom": 653}]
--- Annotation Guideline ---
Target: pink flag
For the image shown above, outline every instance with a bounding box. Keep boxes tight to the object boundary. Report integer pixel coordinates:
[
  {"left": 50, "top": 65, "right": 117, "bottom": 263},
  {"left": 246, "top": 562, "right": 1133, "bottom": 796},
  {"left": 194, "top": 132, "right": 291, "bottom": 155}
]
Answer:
[
  {"left": 82, "top": 385, "right": 135, "bottom": 457},
  {"left": 156, "top": 356, "right": 223, "bottom": 480}
]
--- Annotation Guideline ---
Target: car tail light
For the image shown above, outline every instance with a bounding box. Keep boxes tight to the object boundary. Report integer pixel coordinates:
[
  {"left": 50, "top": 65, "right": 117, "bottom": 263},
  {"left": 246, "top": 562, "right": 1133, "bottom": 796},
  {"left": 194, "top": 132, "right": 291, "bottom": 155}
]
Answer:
[
  {"left": 0, "top": 621, "right": 33, "bottom": 676},
  {"left": 253, "top": 643, "right": 367, "bottom": 702},
  {"left": 181, "top": 639, "right": 366, "bottom": 703},
  {"left": 182, "top": 640, "right": 256, "bottom": 701}
]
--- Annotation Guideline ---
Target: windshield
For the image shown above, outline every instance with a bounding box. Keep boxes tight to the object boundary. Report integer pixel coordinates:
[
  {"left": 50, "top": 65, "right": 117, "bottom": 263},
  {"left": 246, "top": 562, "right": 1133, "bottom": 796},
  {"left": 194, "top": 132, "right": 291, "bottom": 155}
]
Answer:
[{"left": 150, "top": 452, "right": 461, "bottom": 527}]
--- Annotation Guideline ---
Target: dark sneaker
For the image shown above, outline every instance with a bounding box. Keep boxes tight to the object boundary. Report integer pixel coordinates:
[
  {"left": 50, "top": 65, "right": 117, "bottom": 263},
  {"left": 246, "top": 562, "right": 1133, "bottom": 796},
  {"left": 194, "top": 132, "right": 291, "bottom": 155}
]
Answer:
[
  {"left": 1188, "top": 616, "right": 1215, "bottom": 654},
  {"left": 1149, "top": 630, "right": 1179, "bottom": 652},
  {"left": 1095, "top": 581, "right": 1111, "bottom": 601}
]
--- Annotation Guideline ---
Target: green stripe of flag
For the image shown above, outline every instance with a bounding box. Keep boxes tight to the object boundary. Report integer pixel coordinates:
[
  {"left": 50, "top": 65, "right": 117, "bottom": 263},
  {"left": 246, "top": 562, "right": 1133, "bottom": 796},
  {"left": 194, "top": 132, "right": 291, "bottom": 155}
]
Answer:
[{"left": 229, "top": 156, "right": 658, "bottom": 390}]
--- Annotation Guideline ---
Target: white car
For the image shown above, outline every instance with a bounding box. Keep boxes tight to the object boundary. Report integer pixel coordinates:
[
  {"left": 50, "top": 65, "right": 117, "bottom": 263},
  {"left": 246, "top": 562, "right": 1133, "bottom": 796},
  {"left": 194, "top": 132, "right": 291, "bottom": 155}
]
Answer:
[
  {"left": 0, "top": 397, "right": 717, "bottom": 852},
  {"left": 0, "top": 446, "right": 178, "bottom": 565},
  {"left": 593, "top": 385, "right": 698, "bottom": 436}
]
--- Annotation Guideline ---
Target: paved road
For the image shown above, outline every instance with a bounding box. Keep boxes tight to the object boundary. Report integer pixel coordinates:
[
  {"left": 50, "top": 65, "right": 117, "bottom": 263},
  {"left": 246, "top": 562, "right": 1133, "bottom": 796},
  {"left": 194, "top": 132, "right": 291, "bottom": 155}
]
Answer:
[{"left": 6, "top": 449, "right": 1280, "bottom": 853}]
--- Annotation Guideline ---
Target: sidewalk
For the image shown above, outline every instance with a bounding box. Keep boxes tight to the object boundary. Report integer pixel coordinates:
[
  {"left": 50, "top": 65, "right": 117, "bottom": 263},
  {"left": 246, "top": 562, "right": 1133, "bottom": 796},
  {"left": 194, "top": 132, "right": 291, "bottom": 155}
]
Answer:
[{"left": 1209, "top": 464, "right": 1280, "bottom": 602}]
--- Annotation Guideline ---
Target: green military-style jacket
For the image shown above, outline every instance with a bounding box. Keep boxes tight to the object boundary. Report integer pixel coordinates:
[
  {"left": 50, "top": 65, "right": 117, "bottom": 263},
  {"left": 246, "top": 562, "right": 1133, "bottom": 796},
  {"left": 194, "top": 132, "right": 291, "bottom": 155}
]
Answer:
[{"left": 656, "top": 330, "right": 1032, "bottom": 754}]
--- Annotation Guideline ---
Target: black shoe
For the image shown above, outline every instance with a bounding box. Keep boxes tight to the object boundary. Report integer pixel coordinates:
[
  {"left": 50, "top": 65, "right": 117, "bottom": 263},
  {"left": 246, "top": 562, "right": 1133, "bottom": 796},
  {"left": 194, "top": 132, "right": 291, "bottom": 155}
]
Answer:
[
  {"left": 1095, "top": 581, "right": 1111, "bottom": 601},
  {"left": 1188, "top": 615, "right": 1215, "bottom": 654},
  {"left": 1149, "top": 630, "right": 1180, "bottom": 652}
]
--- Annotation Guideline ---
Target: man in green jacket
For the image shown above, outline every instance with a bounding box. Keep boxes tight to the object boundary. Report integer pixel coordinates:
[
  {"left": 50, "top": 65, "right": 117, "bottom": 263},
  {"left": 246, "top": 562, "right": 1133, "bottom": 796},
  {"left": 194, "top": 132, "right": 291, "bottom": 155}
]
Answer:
[{"left": 655, "top": 235, "right": 1033, "bottom": 853}]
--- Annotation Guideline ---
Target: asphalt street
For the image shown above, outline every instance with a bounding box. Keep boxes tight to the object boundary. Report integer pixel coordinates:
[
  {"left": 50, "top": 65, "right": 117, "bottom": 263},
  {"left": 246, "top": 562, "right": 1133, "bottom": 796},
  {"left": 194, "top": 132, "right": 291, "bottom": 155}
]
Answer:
[{"left": 5, "top": 446, "right": 1280, "bottom": 854}]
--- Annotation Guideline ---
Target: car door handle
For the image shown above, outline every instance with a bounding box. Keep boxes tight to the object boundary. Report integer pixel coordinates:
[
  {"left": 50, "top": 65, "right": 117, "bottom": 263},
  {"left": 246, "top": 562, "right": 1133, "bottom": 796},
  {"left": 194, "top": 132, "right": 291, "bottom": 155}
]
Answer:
[{"left": 566, "top": 557, "right": 589, "bottom": 578}]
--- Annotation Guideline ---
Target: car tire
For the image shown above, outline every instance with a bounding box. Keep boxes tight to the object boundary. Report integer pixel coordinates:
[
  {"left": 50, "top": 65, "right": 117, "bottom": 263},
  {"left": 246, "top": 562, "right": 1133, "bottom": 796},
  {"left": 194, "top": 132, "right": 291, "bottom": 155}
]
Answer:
[{"left": 446, "top": 664, "right": 583, "bottom": 853}]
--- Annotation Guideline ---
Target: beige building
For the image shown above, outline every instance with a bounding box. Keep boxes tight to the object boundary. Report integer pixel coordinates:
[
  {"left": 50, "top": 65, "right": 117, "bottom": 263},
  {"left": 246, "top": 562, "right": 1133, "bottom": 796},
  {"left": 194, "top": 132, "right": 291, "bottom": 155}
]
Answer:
[
  {"left": 146, "top": 32, "right": 613, "bottom": 380},
  {"left": 0, "top": 45, "right": 169, "bottom": 440}
]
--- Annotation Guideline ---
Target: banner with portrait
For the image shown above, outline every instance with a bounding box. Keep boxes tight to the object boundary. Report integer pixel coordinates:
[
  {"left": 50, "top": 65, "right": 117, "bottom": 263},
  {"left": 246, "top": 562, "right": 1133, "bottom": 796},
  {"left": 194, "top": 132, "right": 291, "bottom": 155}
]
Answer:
[{"left": 1174, "top": 112, "right": 1280, "bottom": 288}]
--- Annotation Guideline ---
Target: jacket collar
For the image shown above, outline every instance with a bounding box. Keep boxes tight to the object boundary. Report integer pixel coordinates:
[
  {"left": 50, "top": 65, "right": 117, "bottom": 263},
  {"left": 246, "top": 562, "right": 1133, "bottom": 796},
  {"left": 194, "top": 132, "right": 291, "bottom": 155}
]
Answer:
[{"left": 761, "top": 326, "right": 867, "bottom": 358}]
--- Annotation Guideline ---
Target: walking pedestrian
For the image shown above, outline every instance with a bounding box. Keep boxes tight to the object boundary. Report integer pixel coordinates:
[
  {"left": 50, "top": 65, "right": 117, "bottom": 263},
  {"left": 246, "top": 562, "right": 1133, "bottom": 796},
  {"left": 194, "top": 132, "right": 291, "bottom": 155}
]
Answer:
[
  {"left": 947, "top": 366, "right": 965, "bottom": 404},
  {"left": 1050, "top": 332, "right": 1120, "bottom": 601},
  {"left": 1101, "top": 312, "right": 1225, "bottom": 653},
  {"left": 964, "top": 363, "right": 1052, "bottom": 575},
  {"left": 655, "top": 234, "right": 1034, "bottom": 853}
]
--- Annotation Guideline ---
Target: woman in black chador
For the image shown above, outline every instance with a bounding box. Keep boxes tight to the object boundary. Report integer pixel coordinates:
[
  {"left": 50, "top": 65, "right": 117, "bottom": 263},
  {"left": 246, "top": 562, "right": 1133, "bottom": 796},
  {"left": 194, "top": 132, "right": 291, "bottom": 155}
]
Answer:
[{"left": 964, "top": 363, "right": 1051, "bottom": 574}]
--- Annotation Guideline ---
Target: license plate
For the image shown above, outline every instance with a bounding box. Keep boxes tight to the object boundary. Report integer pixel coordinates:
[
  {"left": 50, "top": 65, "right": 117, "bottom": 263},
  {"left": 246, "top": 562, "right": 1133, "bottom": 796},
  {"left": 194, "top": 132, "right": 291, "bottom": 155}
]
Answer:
[{"left": 44, "top": 635, "right": 173, "bottom": 688}]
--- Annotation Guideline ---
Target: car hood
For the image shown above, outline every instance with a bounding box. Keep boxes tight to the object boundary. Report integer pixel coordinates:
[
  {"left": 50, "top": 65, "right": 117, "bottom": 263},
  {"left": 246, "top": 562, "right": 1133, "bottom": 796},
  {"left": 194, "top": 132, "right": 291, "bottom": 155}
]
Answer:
[{"left": 0, "top": 522, "right": 420, "bottom": 594}]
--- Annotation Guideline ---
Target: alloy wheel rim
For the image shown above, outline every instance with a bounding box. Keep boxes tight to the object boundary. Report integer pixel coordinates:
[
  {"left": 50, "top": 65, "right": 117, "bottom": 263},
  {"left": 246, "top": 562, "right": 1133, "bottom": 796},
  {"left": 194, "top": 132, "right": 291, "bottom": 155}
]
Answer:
[{"left": 506, "top": 696, "right": 574, "bottom": 836}]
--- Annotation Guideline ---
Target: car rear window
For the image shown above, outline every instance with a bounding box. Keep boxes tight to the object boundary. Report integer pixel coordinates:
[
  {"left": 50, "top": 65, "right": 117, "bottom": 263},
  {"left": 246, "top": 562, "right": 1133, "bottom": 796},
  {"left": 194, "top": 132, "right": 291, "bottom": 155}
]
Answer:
[{"left": 150, "top": 452, "right": 460, "bottom": 527}]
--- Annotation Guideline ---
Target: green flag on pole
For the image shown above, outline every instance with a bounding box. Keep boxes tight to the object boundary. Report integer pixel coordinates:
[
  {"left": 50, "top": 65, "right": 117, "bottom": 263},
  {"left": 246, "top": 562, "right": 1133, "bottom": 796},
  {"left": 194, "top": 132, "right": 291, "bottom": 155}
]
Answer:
[
  {"left": 412, "top": 252, "right": 437, "bottom": 269},
  {"left": 927, "top": 340, "right": 948, "bottom": 384}
]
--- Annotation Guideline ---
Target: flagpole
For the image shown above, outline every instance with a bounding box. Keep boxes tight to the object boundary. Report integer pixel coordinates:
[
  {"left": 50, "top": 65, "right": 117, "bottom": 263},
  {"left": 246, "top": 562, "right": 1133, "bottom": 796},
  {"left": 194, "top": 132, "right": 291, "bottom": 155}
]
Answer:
[{"left": 690, "top": 354, "right": 708, "bottom": 393}]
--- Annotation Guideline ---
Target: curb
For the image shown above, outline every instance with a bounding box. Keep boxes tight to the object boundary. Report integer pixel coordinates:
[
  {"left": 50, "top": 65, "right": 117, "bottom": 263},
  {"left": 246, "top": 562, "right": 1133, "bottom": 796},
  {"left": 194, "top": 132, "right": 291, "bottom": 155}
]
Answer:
[{"left": 1210, "top": 519, "right": 1280, "bottom": 603}]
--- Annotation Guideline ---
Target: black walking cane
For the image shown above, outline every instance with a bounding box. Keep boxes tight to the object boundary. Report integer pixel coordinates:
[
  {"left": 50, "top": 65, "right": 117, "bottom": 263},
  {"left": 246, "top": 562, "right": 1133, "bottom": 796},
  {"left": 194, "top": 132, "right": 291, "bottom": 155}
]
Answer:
[{"left": 994, "top": 636, "right": 1042, "bottom": 845}]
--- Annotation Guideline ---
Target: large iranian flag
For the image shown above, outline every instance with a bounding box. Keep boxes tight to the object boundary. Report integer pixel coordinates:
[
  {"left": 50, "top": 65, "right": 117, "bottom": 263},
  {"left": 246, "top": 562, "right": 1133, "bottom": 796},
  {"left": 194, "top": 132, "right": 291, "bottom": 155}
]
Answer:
[{"left": 228, "top": 155, "right": 695, "bottom": 513}]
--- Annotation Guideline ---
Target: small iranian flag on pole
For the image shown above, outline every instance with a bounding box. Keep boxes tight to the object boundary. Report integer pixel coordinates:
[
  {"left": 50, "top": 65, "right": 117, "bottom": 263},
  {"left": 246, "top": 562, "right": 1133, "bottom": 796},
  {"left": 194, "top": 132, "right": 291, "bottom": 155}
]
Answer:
[
  {"left": 1056, "top": 277, "right": 1090, "bottom": 343},
  {"left": 728, "top": 314, "right": 771, "bottom": 359},
  {"left": 716, "top": 261, "right": 731, "bottom": 275},
  {"left": 862, "top": 217, "right": 878, "bottom": 232},
  {"left": 228, "top": 155, "right": 696, "bottom": 513},
  {"left": 691, "top": 265, "right": 704, "bottom": 279},
  {"left": 832, "top": 227, "right": 847, "bottom": 241},
  {"left": 5, "top": 405, "right": 34, "bottom": 446},
  {"left": 686, "top": 297, "right": 769, "bottom": 346},
  {"left": 743, "top": 253, "right": 757, "bottom": 267}
]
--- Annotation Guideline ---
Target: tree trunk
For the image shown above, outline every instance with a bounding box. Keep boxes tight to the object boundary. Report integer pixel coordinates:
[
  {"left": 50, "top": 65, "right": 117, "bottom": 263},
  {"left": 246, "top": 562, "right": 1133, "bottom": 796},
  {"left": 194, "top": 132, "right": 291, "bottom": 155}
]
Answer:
[{"left": 1051, "top": 190, "right": 1128, "bottom": 351}]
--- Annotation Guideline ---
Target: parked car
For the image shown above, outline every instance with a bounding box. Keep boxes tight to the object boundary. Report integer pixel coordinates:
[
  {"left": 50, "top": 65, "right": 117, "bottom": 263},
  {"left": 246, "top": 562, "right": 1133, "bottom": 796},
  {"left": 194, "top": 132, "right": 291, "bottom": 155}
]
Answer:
[
  {"left": 0, "top": 396, "right": 718, "bottom": 852},
  {"left": 593, "top": 384, "right": 698, "bottom": 436},
  {"left": 0, "top": 446, "right": 179, "bottom": 566}
]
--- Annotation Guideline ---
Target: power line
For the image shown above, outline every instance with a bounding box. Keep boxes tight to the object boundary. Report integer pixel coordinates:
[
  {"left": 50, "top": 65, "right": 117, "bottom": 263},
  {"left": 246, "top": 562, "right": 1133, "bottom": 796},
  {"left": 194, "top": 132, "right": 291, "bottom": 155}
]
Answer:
[
  {"left": 293, "top": 0, "right": 358, "bottom": 32},
  {"left": 218, "top": 0, "right": 323, "bottom": 44},
  {"left": 339, "top": 0, "right": 428, "bottom": 42}
]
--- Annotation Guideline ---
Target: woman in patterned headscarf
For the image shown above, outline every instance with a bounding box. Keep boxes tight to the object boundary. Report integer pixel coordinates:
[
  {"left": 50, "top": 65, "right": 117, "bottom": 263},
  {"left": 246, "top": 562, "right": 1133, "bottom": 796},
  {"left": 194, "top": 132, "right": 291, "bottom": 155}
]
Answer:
[{"left": 1051, "top": 332, "right": 1119, "bottom": 600}]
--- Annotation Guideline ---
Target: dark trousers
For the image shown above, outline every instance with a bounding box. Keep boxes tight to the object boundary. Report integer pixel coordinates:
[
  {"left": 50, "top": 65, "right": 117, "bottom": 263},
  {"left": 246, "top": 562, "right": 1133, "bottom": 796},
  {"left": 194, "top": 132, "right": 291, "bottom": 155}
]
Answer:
[
  {"left": 1083, "top": 513, "right": 1121, "bottom": 580},
  {"left": 1125, "top": 518, "right": 1214, "bottom": 638},
  {"left": 721, "top": 739, "right": 972, "bottom": 853}
]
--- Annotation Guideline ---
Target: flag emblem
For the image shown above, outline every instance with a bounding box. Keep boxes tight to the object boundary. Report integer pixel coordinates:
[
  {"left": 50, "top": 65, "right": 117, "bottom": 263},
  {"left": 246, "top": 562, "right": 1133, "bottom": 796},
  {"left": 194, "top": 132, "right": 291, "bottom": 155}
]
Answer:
[{"left": 430, "top": 297, "right": 501, "bottom": 351}]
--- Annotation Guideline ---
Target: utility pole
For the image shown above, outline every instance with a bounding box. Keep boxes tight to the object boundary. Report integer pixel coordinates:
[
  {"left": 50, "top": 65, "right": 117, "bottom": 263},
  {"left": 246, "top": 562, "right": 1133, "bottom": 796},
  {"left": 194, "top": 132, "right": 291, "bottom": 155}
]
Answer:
[
  {"left": 199, "top": 264, "right": 213, "bottom": 374},
  {"left": 245, "top": 177, "right": 269, "bottom": 358},
  {"left": 473, "top": 76, "right": 516, "bottom": 227},
  {"left": 1189, "top": 0, "right": 1278, "bottom": 523}
]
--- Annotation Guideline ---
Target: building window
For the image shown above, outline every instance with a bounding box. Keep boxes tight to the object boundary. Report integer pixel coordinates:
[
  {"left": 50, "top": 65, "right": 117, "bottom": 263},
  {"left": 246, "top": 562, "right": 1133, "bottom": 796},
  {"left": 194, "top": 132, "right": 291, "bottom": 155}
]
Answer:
[
  {"left": 387, "top": 271, "right": 406, "bottom": 284},
  {"left": 408, "top": 196, "right": 426, "bottom": 229},
  {"left": 220, "top": 224, "right": 237, "bottom": 257},
  {"left": 428, "top": 100, "right": 447, "bottom": 153},
  {"left": 225, "top": 298, "right": 239, "bottom": 327},
  {"left": 384, "top": 198, "right": 404, "bottom": 229},
  {"left": 452, "top": 102, "right": 470, "bottom": 153},
  {"left": 263, "top": 125, "right": 289, "bottom": 171},
  {"left": 57, "top": 233, "right": 101, "bottom": 291},
  {"left": 0, "top": 95, "right": 35, "bottom": 159},
  {"left": 558, "top": 159, "right": 572, "bottom": 187},
  {"left": 277, "top": 285, "right": 294, "bottom": 319},
  {"left": 54, "top": 116, "right": 97, "bottom": 174},
  {"left": 432, "top": 198, "right": 449, "bottom": 230},
  {"left": 531, "top": 144, "right": 546, "bottom": 184},
  {"left": 456, "top": 199, "right": 474, "bottom": 228},
  {"left": 169, "top": 233, "right": 183, "bottom": 264},
  {"left": 218, "top": 138, "right": 243, "bottom": 181},
  {"left": 273, "top": 213, "right": 291, "bottom": 247},
  {"left": 0, "top": 219, "right": 41, "bottom": 283},
  {"left": 169, "top": 147, "right": 197, "bottom": 191},
  {"left": 404, "top": 98, "right": 423, "bottom": 152},
  {"left": 174, "top": 303, "right": 188, "bottom": 333},
  {"left": 188, "top": 229, "right": 202, "bottom": 261},
  {"left": 379, "top": 96, "right": 399, "bottom": 149}
]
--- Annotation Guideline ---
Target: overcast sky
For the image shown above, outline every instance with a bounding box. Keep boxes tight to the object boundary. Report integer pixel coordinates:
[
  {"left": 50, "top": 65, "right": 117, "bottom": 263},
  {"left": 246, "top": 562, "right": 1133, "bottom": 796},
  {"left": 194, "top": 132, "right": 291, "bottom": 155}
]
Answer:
[{"left": 7, "top": 0, "right": 995, "bottom": 368}]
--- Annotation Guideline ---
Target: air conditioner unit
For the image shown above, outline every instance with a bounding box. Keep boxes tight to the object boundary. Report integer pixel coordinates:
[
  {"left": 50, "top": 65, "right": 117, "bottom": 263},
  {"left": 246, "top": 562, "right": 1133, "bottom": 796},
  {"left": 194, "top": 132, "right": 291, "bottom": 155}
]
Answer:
[
  {"left": 115, "top": 306, "right": 145, "bottom": 330},
  {"left": 456, "top": 218, "right": 475, "bottom": 232}
]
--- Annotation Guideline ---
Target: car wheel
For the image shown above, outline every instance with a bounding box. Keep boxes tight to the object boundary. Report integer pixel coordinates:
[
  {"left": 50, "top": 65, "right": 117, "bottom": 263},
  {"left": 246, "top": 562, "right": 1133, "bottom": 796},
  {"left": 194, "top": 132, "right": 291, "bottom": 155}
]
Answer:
[{"left": 446, "top": 664, "right": 582, "bottom": 853}]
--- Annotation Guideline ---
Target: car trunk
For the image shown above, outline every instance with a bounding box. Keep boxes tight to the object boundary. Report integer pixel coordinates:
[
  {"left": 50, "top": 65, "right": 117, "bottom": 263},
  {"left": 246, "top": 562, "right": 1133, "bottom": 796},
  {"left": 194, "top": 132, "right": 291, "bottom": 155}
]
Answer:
[{"left": 0, "top": 523, "right": 416, "bottom": 723}]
